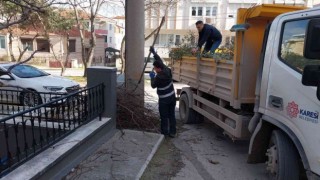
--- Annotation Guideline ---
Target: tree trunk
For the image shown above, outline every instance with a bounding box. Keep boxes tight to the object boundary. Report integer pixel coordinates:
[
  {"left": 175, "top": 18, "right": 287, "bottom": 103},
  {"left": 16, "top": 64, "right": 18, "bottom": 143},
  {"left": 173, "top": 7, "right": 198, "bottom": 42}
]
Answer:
[
  {"left": 80, "top": 31, "right": 86, "bottom": 77},
  {"left": 61, "top": 33, "right": 70, "bottom": 76},
  {"left": 83, "top": 59, "right": 88, "bottom": 77},
  {"left": 73, "top": 5, "right": 86, "bottom": 77},
  {"left": 8, "top": 31, "right": 16, "bottom": 62},
  {"left": 120, "top": 35, "right": 125, "bottom": 74},
  {"left": 49, "top": 40, "right": 64, "bottom": 75},
  {"left": 83, "top": 16, "right": 97, "bottom": 77}
]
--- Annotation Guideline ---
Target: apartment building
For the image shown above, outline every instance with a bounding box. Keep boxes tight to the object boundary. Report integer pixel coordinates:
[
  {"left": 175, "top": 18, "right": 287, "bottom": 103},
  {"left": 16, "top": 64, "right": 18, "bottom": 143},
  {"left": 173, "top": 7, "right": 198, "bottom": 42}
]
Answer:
[
  {"left": 145, "top": 0, "right": 315, "bottom": 58},
  {"left": 113, "top": 16, "right": 125, "bottom": 50}
]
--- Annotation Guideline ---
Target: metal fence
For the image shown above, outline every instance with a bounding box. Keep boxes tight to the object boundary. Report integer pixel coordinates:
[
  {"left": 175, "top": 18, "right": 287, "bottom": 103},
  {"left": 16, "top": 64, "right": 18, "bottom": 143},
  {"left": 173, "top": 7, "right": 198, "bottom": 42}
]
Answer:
[
  {"left": 0, "top": 84, "right": 104, "bottom": 177},
  {"left": 0, "top": 85, "right": 81, "bottom": 115}
]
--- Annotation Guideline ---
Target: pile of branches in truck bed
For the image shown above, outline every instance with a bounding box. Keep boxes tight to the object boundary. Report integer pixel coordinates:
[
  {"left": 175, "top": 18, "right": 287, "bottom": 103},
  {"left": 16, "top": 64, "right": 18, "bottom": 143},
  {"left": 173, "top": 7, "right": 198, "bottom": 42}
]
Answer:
[
  {"left": 170, "top": 46, "right": 234, "bottom": 61},
  {"left": 116, "top": 86, "right": 160, "bottom": 133}
]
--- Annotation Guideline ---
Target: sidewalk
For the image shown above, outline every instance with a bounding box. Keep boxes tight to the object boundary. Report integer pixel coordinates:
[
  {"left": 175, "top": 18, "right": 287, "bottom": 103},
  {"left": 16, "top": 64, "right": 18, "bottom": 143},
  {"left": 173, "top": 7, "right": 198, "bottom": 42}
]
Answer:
[
  {"left": 62, "top": 80, "right": 187, "bottom": 180},
  {"left": 64, "top": 129, "right": 164, "bottom": 180}
]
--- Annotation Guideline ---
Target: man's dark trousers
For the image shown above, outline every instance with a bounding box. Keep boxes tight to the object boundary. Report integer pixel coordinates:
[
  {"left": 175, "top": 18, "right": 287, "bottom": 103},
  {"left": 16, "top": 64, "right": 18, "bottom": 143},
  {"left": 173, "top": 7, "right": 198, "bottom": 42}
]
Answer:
[{"left": 158, "top": 95, "right": 176, "bottom": 135}]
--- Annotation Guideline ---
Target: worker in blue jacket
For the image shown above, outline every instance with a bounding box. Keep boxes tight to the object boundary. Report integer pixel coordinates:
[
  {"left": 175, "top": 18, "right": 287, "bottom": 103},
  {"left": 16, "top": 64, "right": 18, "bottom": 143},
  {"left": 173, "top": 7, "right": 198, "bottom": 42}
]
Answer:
[
  {"left": 192, "top": 20, "right": 222, "bottom": 56},
  {"left": 149, "top": 46, "right": 176, "bottom": 138}
]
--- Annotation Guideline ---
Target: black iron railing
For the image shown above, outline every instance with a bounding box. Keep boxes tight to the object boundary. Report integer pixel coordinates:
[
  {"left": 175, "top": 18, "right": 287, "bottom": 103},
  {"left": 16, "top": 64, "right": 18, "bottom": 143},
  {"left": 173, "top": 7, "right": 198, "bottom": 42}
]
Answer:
[
  {"left": 0, "top": 86, "right": 82, "bottom": 115},
  {"left": 0, "top": 84, "right": 104, "bottom": 177}
]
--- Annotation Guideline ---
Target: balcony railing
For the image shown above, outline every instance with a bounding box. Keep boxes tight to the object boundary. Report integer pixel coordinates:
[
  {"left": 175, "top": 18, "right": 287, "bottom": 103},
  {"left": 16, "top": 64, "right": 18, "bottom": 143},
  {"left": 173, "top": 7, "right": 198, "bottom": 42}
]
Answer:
[{"left": 0, "top": 84, "right": 104, "bottom": 177}]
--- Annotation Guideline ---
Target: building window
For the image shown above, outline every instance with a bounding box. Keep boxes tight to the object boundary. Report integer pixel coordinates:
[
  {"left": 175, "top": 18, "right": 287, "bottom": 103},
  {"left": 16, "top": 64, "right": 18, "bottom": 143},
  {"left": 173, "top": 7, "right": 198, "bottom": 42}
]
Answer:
[
  {"left": 198, "top": 7, "right": 203, "bottom": 16},
  {"left": 109, "top": 24, "right": 112, "bottom": 31},
  {"left": 36, "top": 39, "right": 50, "bottom": 52},
  {"left": 154, "top": 34, "right": 175, "bottom": 46},
  {"left": 154, "top": 34, "right": 160, "bottom": 45},
  {"left": 280, "top": 19, "right": 320, "bottom": 73},
  {"left": 68, "top": 39, "right": 76, "bottom": 52},
  {"left": 105, "top": 36, "right": 108, "bottom": 43},
  {"left": 206, "top": 7, "right": 211, "bottom": 16},
  {"left": 192, "top": 7, "right": 206, "bottom": 16},
  {"left": 21, "top": 38, "right": 33, "bottom": 51},
  {"left": 109, "top": 37, "right": 112, "bottom": 43},
  {"left": 192, "top": 7, "right": 196, "bottom": 16},
  {"left": 175, "top": 35, "right": 180, "bottom": 45},
  {"left": 212, "top": 7, "right": 217, "bottom": 16},
  {"left": 0, "top": 36, "right": 6, "bottom": 49},
  {"left": 151, "top": 9, "right": 157, "bottom": 16}
]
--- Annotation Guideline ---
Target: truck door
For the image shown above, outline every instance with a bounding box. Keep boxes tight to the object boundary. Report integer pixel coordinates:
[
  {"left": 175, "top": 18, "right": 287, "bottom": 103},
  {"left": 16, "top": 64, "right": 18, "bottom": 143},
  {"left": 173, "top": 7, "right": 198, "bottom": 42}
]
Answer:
[{"left": 265, "top": 14, "right": 320, "bottom": 174}]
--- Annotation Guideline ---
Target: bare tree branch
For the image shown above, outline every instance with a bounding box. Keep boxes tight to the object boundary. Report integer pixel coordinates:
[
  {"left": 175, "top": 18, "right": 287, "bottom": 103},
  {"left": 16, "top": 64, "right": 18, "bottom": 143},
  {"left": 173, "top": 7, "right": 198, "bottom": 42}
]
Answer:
[
  {"left": 7, "top": 49, "right": 41, "bottom": 73},
  {"left": 0, "top": 10, "right": 30, "bottom": 30}
]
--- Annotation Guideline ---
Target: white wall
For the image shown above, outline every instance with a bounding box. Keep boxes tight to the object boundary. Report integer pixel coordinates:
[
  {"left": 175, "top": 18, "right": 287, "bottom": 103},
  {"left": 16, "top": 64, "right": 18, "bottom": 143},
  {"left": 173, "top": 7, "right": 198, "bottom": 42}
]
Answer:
[
  {"left": 113, "top": 18, "right": 125, "bottom": 50},
  {"left": 106, "top": 23, "right": 116, "bottom": 48}
]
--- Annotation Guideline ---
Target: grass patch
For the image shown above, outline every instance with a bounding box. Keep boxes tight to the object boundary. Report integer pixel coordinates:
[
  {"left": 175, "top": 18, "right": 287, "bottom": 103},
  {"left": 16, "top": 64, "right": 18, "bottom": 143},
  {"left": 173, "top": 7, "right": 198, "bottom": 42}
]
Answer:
[{"left": 65, "top": 76, "right": 87, "bottom": 84}]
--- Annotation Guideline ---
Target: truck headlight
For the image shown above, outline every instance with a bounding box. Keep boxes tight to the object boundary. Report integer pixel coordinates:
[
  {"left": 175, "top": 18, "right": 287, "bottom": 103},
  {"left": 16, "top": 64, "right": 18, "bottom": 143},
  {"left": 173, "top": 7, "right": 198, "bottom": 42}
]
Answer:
[{"left": 43, "top": 86, "right": 64, "bottom": 92}]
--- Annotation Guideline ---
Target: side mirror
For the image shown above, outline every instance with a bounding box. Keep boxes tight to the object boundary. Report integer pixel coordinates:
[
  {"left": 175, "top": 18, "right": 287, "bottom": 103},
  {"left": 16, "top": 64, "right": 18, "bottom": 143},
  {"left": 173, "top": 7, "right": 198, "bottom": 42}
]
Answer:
[
  {"left": 0, "top": 75, "right": 13, "bottom": 80},
  {"left": 302, "top": 65, "right": 320, "bottom": 101},
  {"left": 304, "top": 19, "right": 320, "bottom": 59}
]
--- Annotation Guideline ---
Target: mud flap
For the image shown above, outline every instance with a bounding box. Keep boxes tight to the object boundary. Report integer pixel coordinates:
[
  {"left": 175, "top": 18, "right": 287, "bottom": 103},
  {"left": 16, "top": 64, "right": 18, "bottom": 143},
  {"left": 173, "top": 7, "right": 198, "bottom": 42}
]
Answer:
[{"left": 247, "top": 120, "right": 273, "bottom": 163}]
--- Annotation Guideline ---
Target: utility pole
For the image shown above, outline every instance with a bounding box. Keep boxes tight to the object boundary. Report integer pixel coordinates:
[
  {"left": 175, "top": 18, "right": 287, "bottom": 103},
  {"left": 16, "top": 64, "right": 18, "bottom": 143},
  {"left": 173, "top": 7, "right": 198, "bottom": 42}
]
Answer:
[{"left": 125, "top": 0, "right": 145, "bottom": 97}]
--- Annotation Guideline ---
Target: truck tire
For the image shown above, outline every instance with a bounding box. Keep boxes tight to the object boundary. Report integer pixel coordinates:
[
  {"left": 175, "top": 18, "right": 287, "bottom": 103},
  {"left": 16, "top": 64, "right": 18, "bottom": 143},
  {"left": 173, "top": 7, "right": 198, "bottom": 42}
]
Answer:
[
  {"left": 179, "top": 94, "right": 202, "bottom": 124},
  {"left": 266, "top": 130, "right": 299, "bottom": 180}
]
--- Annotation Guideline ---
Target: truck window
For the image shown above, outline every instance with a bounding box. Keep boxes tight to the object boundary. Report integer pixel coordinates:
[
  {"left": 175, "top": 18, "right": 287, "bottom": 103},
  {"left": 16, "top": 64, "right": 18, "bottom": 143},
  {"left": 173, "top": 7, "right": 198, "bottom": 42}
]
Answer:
[{"left": 280, "top": 19, "right": 320, "bottom": 73}]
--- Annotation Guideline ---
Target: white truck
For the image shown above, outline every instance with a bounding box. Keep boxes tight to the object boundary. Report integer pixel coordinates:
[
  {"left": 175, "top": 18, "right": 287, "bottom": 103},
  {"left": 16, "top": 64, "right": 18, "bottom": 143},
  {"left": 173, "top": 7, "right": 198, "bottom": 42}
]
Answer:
[{"left": 172, "top": 4, "right": 320, "bottom": 179}]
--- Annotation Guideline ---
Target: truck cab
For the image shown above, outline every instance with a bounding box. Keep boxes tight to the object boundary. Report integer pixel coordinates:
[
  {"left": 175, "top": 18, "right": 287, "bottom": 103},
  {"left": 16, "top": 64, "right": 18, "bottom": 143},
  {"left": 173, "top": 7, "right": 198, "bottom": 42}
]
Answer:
[{"left": 250, "top": 7, "right": 320, "bottom": 179}]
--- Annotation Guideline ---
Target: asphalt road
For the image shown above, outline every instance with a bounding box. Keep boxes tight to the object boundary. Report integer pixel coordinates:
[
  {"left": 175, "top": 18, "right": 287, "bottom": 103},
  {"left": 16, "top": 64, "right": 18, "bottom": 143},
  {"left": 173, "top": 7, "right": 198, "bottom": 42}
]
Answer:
[{"left": 143, "top": 82, "right": 269, "bottom": 180}]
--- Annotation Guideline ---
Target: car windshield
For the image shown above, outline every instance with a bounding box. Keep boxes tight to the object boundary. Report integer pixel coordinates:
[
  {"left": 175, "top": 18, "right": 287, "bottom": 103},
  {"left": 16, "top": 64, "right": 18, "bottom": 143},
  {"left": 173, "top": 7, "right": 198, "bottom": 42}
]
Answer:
[{"left": 4, "top": 65, "right": 49, "bottom": 78}]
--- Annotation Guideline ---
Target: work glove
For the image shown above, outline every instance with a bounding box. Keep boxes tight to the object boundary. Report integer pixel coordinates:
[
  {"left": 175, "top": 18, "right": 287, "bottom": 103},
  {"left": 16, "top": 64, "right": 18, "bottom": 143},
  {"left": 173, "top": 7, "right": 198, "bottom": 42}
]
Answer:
[
  {"left": 150, "top": 46, "right": 156, "bottom": 54},
  {"left": 149, "top": 71, "right": 156, "bottom": 79}
]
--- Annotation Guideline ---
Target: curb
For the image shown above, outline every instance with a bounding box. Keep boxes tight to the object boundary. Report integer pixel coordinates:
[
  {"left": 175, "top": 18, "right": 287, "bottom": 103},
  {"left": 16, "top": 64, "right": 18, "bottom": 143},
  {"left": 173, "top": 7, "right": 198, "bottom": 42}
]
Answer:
[{"left": 135, "top": 134, "right": 165, "bottom": 180}]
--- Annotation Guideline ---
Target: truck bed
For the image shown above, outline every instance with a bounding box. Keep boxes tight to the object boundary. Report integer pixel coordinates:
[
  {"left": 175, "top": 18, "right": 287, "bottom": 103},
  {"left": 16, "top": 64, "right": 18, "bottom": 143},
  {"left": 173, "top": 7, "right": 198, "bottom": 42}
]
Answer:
[{"left": 172, "top": 57, "right": 235, "bottom": 103}]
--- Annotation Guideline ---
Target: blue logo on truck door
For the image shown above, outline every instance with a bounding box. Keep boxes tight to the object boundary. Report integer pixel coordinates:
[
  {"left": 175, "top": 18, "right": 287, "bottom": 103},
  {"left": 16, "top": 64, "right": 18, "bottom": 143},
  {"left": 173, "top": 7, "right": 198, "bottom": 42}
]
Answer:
[
  {"left": 286, "top": 101, "right": 319, "bottom": 124},
  {"left": 299, "top": 109, "right": 319, "bottom": 123}
]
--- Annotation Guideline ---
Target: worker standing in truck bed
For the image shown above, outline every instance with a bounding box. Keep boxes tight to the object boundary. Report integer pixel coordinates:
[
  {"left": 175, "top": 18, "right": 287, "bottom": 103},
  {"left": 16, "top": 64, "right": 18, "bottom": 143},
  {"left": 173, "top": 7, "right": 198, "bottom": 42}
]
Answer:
[
  {"left": 149, "top": 46, "right": 176, "bottom": 138},
  {"left": 192, "top": 20, "right": 222, "bottom": 56}
]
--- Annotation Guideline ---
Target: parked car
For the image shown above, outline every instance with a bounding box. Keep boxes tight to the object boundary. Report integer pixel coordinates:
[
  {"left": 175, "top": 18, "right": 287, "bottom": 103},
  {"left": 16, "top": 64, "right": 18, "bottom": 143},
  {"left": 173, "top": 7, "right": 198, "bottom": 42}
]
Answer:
[{"left": 0, "top": 64, "right": 80, "bottom": 106}]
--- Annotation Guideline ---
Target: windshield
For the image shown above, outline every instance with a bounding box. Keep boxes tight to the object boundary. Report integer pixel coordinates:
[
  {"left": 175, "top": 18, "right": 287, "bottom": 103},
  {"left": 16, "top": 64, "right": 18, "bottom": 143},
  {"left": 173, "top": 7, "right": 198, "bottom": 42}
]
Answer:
[{"left": 5, "top": 65, "right": 49, "bottom": 78}]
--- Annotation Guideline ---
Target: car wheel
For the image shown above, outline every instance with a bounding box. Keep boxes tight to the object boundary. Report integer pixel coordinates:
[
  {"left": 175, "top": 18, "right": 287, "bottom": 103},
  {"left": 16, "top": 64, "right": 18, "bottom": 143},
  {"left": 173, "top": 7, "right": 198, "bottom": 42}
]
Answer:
[
  {"left": 266, "top": 130, "right": 300, "bottom": 180},
  {"left": 20, "top": 90, "right": 42, "bottom": 107}
]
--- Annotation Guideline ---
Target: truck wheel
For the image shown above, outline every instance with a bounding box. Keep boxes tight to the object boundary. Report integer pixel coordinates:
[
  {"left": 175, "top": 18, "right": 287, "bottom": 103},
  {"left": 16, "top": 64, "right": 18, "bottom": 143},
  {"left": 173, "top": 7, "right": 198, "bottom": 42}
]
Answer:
[
  {"left": 179, "top": 94, "right": 202, "bottom": 124},
  {"left": 266, "top": 130, "right": 299, "bottom": 180}
]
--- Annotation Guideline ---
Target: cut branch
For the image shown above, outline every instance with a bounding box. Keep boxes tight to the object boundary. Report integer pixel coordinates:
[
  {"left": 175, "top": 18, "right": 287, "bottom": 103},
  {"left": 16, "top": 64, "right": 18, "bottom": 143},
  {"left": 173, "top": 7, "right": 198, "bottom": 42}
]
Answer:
[{"left": 7, "top": 49, "right": 40, "bottom": 72}]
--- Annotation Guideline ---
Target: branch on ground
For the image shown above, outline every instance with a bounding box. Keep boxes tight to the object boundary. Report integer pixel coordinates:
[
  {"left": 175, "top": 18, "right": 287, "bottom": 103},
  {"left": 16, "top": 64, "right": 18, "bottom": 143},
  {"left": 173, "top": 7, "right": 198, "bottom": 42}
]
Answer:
[{"left": 117, "top": 86, "right": 160, "bottom": 133}]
